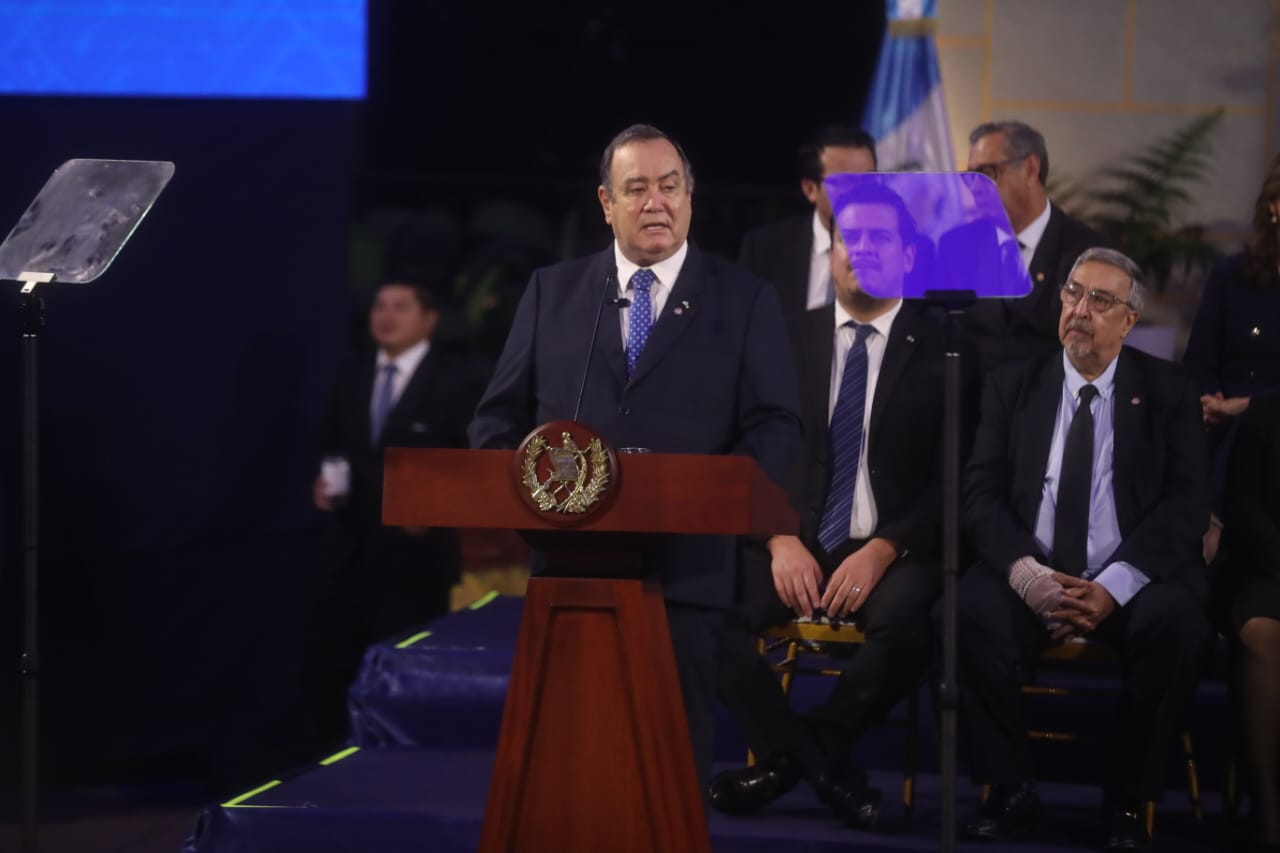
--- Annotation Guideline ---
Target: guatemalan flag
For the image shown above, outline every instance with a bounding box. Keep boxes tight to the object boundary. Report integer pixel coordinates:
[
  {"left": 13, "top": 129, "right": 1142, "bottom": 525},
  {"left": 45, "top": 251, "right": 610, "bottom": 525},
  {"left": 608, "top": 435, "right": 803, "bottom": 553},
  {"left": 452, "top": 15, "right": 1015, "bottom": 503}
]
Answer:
[{"left": 861, "top": 0, "right": 955, "bottom": 172}]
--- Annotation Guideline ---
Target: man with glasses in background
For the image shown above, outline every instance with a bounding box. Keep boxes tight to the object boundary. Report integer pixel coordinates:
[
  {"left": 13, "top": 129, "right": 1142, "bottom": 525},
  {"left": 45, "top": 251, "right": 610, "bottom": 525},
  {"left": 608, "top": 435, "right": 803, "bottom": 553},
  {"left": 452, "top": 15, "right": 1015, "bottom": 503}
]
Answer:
[
  {"left": 961, "top": 121, "right": 1102, "bottom": 371},
  {"left": 956, "top": 247, "right": 1211, "bottom": 852}
]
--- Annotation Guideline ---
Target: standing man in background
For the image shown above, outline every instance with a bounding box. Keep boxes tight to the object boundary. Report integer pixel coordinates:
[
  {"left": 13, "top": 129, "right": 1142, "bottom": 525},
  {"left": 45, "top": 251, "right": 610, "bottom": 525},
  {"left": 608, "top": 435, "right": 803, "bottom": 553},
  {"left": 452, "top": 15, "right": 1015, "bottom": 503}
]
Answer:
[
  {"left": 738, "top": 126, "right": 878, "bottom": 315},
  {"left": 300, "top": 280, "right": 477, "bottom": 752},
  {"left": 961, "top": 120, "right": 1102, "bottom": 371}
]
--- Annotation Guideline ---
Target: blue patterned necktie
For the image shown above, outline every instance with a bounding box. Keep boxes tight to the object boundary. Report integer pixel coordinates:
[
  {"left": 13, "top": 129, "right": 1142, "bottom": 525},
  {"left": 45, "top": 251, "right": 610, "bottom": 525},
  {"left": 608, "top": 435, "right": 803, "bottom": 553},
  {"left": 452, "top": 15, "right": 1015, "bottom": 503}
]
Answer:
[
  {"left": 817, "top": 322, "right": 872, "bottom": 552},
  {"left": 370, "top": 363, "right": 398, "bottom": 446},
  {"left": 626, "top": 268, "right": 656, "bottom": 378}
]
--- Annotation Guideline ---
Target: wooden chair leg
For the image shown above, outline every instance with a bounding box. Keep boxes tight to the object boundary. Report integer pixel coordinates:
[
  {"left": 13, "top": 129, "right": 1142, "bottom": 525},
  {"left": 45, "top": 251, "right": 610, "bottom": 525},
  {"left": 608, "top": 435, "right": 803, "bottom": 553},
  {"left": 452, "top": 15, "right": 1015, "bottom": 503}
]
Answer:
[
  {"left": 1223, "top": 657, "right": 1244, "bottom": 825},
  {"left": 778, "top": 641, "right": 799, "bottom": 697},
  {"left": 1180, "top": 731, "right": 1203, "bottom": 820},
  {"left": 752, "top": 640, "right": 803, "bottom": 765},
  {"left": 1143, "top": 801, "right": 1155, "bottom": 839},
  {"left": 1224, "top": 756, "right": 1240, "bottom": 822},
  {"left": 903, "top": 683, "right": 919, "bottom": 823}
]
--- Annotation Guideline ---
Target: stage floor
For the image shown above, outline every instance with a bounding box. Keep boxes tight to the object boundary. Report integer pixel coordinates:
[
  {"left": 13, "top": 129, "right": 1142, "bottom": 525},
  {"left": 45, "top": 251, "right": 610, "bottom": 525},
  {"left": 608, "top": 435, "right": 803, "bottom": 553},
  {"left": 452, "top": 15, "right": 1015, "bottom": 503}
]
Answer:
[{"left": 184, "top": 746, "right": 1227, "bottom": 852}]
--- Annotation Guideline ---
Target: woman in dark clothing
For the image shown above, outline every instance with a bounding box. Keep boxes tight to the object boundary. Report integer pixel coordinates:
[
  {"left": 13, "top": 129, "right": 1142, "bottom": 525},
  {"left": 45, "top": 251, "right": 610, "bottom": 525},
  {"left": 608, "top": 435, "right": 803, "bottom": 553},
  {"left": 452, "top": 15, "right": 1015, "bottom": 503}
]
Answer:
[
  {"left": 1224, "top": 393, "right": 1280, "bottom": 850},
  {"left": 1185, "top": 152, "right": 1280, "bottom": 563},
  {"left": 1191, "top": 153, "right": 1280, "bottom": 850}
]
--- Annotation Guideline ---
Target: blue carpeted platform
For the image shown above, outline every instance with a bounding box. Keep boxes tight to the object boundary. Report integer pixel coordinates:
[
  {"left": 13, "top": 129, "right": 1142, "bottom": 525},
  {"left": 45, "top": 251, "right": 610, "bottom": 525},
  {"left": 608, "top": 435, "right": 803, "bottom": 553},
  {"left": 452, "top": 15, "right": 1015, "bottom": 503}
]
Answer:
[
  {"left": 184, "top": 747, "right": 1226, "bottom": 853},
  {"left": 347, "top": 593, "right": 520, "bottom": 750},
  {"left": 343, "top": 594, "right": 1229, "bottom": 786},
  {"left": 182, "top": 596, "right": 1233, "bottom": 851}
]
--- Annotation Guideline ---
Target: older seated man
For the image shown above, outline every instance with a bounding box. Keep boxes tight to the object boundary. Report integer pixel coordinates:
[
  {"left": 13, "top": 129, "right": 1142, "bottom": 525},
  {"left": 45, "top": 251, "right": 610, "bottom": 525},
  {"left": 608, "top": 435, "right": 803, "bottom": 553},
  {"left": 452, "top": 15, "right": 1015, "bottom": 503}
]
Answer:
[{"left": 957, "top": 247, "right": 1212, "bottom": 853}]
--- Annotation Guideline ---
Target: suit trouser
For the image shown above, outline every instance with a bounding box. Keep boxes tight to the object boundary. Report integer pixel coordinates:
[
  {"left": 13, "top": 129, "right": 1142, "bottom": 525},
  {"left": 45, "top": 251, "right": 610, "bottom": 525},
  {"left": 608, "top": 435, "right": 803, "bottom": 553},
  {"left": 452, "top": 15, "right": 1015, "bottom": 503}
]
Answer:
[
  {"left": 666, "top": 601, "right": 725, "bottom": 795},
  {"left": 299, "top": 521, "right": 459, "bottom": 749},
  {"left": 956, "top": 565, "right": 1212, "bottom": 802},
  {"left": 717, "top": 538, "right": 940, "bottom": 781}
]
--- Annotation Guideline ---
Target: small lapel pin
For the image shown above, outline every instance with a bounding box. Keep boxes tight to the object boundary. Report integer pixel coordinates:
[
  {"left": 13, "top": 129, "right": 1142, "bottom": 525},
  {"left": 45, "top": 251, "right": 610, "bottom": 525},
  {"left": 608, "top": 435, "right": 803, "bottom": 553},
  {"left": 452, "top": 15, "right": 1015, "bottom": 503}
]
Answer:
[
  {"left": 674, "top": 300, "right": 691, "bottom": 316},
  {"left": 1130, "top": 397, "right": 1141, "bottom": 406},
  {"left": 906, "top": 334, "right": 916, "bottom": 343},
  {"left": 1035, "top": 272, "right": 1045, "bottom": 282}
]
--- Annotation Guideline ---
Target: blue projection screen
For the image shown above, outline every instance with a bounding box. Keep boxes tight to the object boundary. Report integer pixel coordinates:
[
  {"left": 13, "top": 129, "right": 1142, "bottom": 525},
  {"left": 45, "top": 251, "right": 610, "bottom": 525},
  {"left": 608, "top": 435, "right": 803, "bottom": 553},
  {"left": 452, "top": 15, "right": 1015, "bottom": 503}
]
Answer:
[{"left": 0, "top": 1, "right": 365, "bottom": 99}]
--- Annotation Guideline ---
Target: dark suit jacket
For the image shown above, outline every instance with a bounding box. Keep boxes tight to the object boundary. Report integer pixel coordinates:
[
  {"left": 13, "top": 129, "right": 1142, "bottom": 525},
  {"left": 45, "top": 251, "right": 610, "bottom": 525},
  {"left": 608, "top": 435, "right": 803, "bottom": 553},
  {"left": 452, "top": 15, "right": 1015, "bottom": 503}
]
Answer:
[
  {"left": 964, "top": 346, "right": 1208, "bottom": 599},
  {"left": 784, "top": 302, "right": 973, "bottom": 559},
  {"left": 318, "top": 343, "right": 478, "bottom": 580},
  {"left": 738, "top": 213, "right": 940, "bottom": 309},
  {"left": 469, "top": 244, "right": 803, "bottom": 608},
  {"left": 958, "top": 204, "right": 1102, "bottom": 371},
  {"left": 1183, "top": 251, "right": 1280, "bottom": 398},
  {"left": 1225, "top": 392, "right": 1280, "bottom": 582},
  {"left": 735, "top": 301, "right": 977, "bottom": 627},
  {"left": 937, "top": 217, "right": 1022, "bottom": 298},
  {"left": 738, "top": 214, "right": 814, "bottom": 315}
]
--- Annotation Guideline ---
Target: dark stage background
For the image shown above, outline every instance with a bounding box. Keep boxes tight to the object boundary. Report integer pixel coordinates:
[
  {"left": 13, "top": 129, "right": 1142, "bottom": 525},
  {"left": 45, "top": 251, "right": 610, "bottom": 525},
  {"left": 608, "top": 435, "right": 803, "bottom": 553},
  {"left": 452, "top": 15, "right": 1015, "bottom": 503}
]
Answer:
[{"left": 0, "top": 0, "right": 885, "bottom": 798}]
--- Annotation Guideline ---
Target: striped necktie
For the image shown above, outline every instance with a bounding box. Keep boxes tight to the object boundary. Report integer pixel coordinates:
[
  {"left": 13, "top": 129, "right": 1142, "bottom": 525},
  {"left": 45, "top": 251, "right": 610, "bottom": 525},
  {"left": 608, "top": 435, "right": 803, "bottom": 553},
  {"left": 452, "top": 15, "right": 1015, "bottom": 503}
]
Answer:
[{"left": 816, "top": 322, "right": 872, "bottom": 552}]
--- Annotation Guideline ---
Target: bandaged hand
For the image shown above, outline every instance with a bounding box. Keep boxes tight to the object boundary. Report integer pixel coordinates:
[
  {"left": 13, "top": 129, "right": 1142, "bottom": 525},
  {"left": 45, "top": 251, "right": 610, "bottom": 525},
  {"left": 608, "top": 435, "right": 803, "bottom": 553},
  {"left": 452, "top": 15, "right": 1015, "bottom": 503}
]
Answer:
[{"left": 1008, "top": 556, "right": 1063, "bottom": 625}]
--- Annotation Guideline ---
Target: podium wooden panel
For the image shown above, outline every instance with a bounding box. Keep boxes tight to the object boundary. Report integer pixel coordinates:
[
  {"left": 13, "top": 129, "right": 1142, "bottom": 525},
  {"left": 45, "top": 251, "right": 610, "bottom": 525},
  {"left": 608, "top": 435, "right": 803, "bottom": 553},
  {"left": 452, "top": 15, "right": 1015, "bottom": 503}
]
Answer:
[{"left": 383, "top": 447, "right": 797, "bottom": 853}]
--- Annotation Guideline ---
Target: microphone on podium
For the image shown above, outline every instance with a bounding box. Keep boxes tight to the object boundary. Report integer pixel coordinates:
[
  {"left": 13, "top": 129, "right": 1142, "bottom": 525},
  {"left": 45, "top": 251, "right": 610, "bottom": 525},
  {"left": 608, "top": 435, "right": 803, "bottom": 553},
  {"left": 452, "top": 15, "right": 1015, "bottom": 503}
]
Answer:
[{"left": 572, "top": 267, "right": 626, "bottom": 422}]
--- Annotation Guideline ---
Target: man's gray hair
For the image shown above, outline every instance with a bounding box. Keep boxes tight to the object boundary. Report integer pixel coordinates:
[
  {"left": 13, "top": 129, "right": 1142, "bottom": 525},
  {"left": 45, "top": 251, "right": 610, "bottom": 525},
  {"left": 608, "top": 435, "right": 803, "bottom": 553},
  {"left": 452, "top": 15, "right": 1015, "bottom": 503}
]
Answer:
[
  {"left": 969, "top": 120, "right": 1049, "bottom": 185},
  {"left": 598, "top": 123, "right": 695, "bottom": 196},
  {"left": 1068, "top": 246, "right": 1146, "bottom": 313}
]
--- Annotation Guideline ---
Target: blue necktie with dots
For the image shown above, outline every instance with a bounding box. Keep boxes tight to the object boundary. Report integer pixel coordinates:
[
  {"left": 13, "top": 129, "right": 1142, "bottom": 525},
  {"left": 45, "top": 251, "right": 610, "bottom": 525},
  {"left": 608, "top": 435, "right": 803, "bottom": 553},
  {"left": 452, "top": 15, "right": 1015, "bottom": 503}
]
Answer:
[
  {"left": 626, "top": 268, "right": 656, "bottom": 378},
  {"left": 370, "top": 363, "right": 398, "bottom": 446},
  {"left": 816, "top": 322, "right": 872, "bottom": 552}
]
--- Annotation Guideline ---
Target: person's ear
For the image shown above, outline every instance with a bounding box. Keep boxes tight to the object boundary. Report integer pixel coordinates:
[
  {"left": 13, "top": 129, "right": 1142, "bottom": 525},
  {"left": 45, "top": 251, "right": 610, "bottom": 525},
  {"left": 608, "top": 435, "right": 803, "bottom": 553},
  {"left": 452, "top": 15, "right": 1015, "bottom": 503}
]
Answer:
[
  {"left": 801, "top": 178, "right": 821, "bottom": 206},
  {"left": 597, "top": 185, "right": 614, "bottom": 224}
]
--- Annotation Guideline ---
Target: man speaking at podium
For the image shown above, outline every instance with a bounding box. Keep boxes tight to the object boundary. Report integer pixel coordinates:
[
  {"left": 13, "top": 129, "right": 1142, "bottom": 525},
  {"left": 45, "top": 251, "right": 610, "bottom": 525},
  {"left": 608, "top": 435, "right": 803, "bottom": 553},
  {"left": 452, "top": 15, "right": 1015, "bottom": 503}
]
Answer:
[{"left": 469, "top": 123, "right": 803, "bottom": 787}]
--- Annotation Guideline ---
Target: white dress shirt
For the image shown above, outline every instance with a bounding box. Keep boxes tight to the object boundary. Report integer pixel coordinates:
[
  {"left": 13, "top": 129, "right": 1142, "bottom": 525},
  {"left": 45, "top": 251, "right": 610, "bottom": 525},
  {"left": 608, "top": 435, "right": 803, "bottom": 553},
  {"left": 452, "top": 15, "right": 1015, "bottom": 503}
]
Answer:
[
  {"left": 1017, "top": 197, "right": 1052, "bottom": 269},
  {"left": 828, "top": 299, "right": 903, "bottom": 539},
  {"left": 807, "top": 209, "right": 835, "bottom": 310},
  {"left": 1032, "top": 352, "right": 1150, "bottom": 606},
  {"left": 615, "top": 240, "right": 688, "bottom": 348},
  {"left": 371, "top": 338, "right": 429, "bottom": 424}
]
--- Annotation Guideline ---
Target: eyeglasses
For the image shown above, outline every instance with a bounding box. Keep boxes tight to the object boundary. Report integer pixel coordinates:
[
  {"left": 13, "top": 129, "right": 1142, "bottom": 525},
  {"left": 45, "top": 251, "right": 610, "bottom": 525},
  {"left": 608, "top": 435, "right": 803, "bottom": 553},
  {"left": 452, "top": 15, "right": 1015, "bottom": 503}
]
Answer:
[
  {"left": 969, "top": 155, "right": 1027, "bottom": 181},
  {"left": 1060, "top": 280, "right": 1134, "bottom": 312}
]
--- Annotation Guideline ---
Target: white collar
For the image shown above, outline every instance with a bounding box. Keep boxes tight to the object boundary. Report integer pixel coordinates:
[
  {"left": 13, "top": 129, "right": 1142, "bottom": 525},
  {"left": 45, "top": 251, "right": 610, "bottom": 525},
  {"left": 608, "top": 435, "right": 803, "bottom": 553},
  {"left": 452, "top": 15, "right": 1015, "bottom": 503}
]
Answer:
[
  {"left": 1018, "top": 199, "right": 1053, "bottom": 255},
  {"left": 1061, "top": 348, "right": 1117, "bottom": 400},
  {"left": 811, "top": 208, "right": 831, "bottom": 256},
  {"left": 833, "top": 297, "right": 903, "bottom": 340},
  {"left": 614, "top": 240, "right": 689, "bottom": 293},
  {"left": 376, "top": 338, "right": 430, "bottom": 376}
]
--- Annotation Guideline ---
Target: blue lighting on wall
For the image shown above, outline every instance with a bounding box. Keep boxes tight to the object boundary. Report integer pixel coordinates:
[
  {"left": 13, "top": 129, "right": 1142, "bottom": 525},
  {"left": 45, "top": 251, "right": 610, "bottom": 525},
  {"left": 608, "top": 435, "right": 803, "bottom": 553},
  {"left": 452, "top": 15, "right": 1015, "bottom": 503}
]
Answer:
[{"left": 0, "top": 1, "right": 365, "bottom": 99}]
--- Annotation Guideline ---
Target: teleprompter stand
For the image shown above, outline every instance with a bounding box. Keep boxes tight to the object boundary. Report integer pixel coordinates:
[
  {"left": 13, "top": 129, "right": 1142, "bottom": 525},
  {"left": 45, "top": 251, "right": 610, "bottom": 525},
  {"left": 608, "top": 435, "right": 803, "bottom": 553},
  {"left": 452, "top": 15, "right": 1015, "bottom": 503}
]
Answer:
[{"left": 0, "top": 159, "right": 174, "bottom": 853}]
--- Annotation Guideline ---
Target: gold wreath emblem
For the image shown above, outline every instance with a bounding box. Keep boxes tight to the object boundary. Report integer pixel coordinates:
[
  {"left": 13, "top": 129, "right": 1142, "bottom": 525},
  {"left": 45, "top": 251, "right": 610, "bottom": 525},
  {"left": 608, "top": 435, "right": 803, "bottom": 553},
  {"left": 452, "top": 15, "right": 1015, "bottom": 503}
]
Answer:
[{"left": 521, "top": 431, "right": 610, "bottom": 514}]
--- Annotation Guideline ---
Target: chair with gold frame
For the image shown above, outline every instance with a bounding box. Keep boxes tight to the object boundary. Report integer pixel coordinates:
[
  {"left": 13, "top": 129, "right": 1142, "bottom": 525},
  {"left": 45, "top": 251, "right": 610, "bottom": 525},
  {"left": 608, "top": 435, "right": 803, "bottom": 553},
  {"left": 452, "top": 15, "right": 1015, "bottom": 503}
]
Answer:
[
  {"left": 757, "top": 618, "right": 922, "bottom": 821},
  {"left": 987, "top": 638, "right": 1204, "bottom": 838}
]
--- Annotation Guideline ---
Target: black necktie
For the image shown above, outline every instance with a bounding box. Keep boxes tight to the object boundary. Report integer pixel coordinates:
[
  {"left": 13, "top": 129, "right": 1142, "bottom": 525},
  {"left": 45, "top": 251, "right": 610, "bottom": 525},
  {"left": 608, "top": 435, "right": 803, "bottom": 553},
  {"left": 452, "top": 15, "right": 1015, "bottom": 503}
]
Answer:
[
  {"left": 1053, "top": 384, "right": 1099, "bottom": 576},
  {"left": 1001, "top": 240, "right": 1024, "bottom": 288}
]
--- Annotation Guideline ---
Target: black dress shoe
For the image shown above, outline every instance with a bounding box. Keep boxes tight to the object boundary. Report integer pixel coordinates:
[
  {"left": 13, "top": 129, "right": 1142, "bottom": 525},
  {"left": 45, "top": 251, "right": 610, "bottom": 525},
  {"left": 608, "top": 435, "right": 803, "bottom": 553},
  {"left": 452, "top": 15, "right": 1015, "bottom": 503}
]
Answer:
[
  {"left": 961, "top": 781, "right": 1040, "bottom": 841},
  {"left": 707, "top": 754, "right": 802, "bottom": 815},
  {"left": 1104, "top": 804, "right": 1150, "bottom": 852},
  {"left": 815, "top": 774, "right": 881, "bottom": 831}
]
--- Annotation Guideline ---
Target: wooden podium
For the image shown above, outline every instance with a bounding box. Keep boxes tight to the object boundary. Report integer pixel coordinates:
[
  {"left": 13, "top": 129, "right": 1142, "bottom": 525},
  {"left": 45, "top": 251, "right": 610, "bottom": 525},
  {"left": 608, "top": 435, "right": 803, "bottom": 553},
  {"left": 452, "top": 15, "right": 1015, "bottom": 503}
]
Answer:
[{"left": 383, "top": 447, "right": 797, "bottom": 853}]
